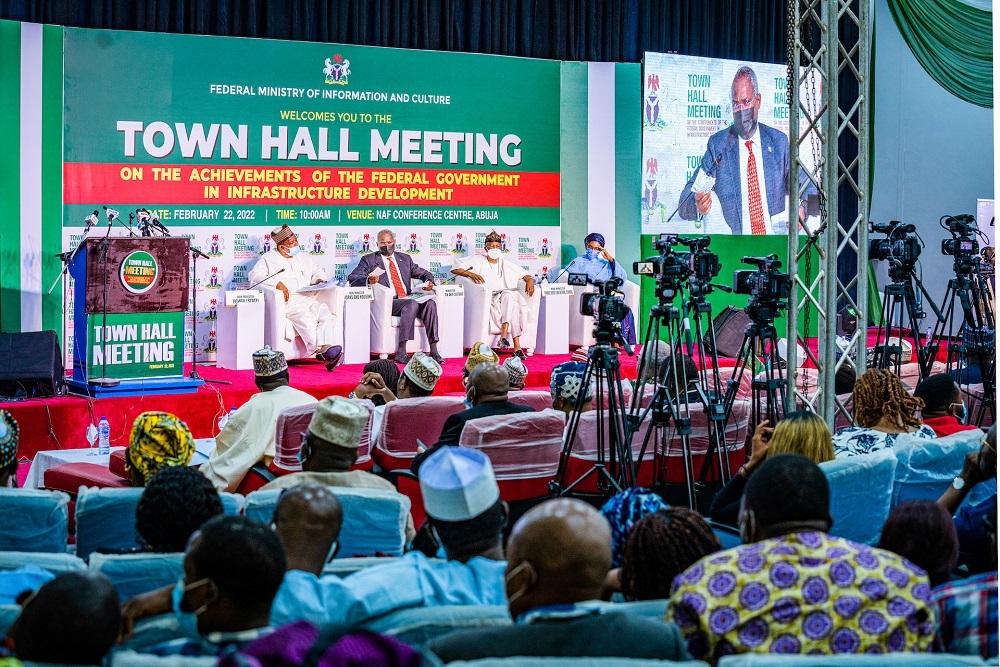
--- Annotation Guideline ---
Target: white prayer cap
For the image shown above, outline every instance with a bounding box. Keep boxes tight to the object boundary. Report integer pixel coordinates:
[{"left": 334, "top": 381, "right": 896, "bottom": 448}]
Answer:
[
  {"left": 419, "top": 447, "right": 500, "bottom": 522},
  {"left": 308, "top": 396, "right": 369, "bottom": 448}
]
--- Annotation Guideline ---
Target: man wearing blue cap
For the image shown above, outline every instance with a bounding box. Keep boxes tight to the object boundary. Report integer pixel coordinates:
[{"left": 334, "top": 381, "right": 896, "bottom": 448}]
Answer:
[{"left": 270, "top": 447, "right": 508, "bottom": 627}]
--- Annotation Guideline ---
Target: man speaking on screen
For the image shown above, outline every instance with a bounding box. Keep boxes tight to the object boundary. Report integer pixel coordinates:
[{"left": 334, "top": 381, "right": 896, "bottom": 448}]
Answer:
[{"left": 678, "top": 66, "right": 807, "bottom": 235}]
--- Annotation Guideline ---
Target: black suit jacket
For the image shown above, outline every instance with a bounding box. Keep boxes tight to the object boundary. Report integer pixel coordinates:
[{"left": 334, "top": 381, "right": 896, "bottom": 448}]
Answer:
[
  {"left": 410, "top": 400, "right": 535, "bottom": 473},
  {"left": 427, "top": 611, "right": 692, "bottom": 663},
  {"left": 347, "top": 251, "right": 434, "bottom": 293}
]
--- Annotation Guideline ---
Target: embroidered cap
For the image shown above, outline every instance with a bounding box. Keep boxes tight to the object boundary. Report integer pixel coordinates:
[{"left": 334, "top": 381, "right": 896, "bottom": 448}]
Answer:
[
  {"left": 551, "top": 361, "right": 593, "bottom": 403},
  {"left": 465, "top": 342, "right": 499, "bottom": 373},
  {"left": 271, "top": 224, "right": 294, "bottom": 244},
  {"left": 403, "top": 352, "right": 442, "bottom": 392},
  {"left": 308, "top": 396, "right": 369, "bottom": 449},
  {"left": 484, "top": 230, "right": 502, "bottom": 245},
  {"left": 253, "top": 346, "right": 288, "bottom": 378},
  {"left": 502, "top": 356, "right": 528, "bottom": 389},
  {"left": 419, "top": 447, "right": 500, "bottom": 521}
]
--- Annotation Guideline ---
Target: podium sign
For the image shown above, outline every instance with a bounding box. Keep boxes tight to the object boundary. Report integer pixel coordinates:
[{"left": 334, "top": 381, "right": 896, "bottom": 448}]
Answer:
[{"left": 68, "top": 237, "right": 201, "bottom": 396}]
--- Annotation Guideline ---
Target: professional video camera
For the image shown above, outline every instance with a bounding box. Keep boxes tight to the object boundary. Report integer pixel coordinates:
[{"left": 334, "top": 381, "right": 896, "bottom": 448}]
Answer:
[
  {"left": 733, "top": 255, "right": 791, "bottom": 323},
  {"left": 939, "top": 214, "right": 981, "bottom": 275},
  {"left": 633, "top": 235, "right": 721, "bottom": 301},
  {"left": 569, "top": 275, "right": 630, "bottom": 324},
  {"left": 869, "top": 220, "right": 922, "bottom": 267}
]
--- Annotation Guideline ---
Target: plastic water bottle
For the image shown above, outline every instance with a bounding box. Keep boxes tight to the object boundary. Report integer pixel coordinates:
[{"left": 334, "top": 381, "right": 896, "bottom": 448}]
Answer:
[
  {"left": 218, "top": 406, "right": 237, "bottom": 431},
  {"left": 98, "top": 417, "right": 110, "bottom": 456}
]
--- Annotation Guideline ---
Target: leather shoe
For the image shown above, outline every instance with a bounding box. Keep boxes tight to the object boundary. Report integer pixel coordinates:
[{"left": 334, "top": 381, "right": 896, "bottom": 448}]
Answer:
[
  {"left": 321, "top": 345, "right": 343, "bottom": 361},
  {"left": 430, "top": 352, "right": 445, "bottom": 364},
  {"left": 498, "top": 337, "right": 512, "bottom": 350},
  {"left": 395, "top": 352, "right": 411, "bottom": 365},
  {"left": 514, "top": 350, "right": 526, "bottom": 360}
]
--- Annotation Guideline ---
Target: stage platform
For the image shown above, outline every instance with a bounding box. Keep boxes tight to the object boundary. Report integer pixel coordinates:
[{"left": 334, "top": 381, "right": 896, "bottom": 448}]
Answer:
[{"left": 6, "top": 352, "right": 640, "bottom": 464}]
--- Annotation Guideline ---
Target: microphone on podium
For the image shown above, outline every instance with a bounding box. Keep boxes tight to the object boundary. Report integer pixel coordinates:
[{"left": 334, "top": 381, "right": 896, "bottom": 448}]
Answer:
[{"left": 247, "top": 268, "right": 286, "bottom": 291}]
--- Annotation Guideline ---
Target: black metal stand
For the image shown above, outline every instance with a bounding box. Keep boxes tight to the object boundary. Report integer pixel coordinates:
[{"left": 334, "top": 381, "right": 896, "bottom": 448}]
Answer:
[
  {"left": 722, "top": 317, "right": 786, "bottom": 430},
  {"left": 89, "top": 225, "right": 120, "bottom": 389},
  {"left": 189, "top": 247, "right": 230, "bottom": 385},
  {"left": 870, "top": 264, "right": 944, "bottom": 380}
]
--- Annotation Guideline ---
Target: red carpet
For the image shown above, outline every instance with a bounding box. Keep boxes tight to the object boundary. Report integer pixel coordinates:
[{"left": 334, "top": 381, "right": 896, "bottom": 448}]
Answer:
[{"left": 6, "top": 352, "right": 640, "bottom": 462}]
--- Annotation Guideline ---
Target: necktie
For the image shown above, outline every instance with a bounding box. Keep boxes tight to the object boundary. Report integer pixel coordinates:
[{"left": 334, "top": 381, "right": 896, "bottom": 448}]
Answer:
[
  {"left": 746, "top": 140, "right": 766, "bottom": 235},
  {"left": 387, "top": 257, "right": 407, "bottom": 299}
]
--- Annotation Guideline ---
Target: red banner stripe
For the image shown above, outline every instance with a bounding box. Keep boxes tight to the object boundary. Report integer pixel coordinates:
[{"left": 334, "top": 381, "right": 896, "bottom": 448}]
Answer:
[{"left": 64, "top": 163, "right": 560, "bottom": 208}]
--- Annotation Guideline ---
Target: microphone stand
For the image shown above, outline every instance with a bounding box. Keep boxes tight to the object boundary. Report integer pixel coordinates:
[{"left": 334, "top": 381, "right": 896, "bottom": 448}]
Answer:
[
  {"left": 189, "top": 244, "right": 230, "bottom": 385},
  {"left": 89, "top": 222, "right": 120, "bottom": 388}
]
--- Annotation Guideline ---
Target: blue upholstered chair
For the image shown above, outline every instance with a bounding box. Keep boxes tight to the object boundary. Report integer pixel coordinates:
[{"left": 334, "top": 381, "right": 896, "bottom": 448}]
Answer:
[
  {"left": 0, "top": 488, "right": 70, "bottom": 553},
  {"left": 891, "top": 429, "right": 985, "bottom": 508},
  {"left": 89, "top": 552, "right": 184, "bottom": 600},
  {"left": 716, "top": 652, "right": 990, "bottom": 666},
  {"left": 244, "top": 487, "right": 410, "bottom": 558},
  {"left": 819, "top": 448, "right": 897, "bottom": 546},
  {"left": 364, "top": 605, "right": 512, "bottom": 648}
]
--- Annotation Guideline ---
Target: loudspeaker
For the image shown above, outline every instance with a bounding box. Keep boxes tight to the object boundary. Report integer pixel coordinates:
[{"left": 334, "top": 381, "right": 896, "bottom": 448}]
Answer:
[
  {"left": 0, "top": 331, "right": 66, "bottom": 398},
  {"left": 836, "top": 307, "right": 858, "bottom": 336},
  {"left": 703, "top": 306, "right": 752, "bottom": 358}
]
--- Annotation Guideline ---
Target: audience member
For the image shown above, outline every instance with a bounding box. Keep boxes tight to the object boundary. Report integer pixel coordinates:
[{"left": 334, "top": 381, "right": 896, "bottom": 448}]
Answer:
[
  {"left": 503, "top": 356, "right": 528, "bottom": 390},
  {"left": 834, "top": 363, "right": 857, "bottom": 396},
  {"left": 663, "top": 352, "right": 700, "bottom": 399},
  {"left": 938, "top": 423, "right": 997, "bottom": 574},
  {"left": 427, "top": 498, "right": 691, "bottom": 662},
  {"left": 271, "top": 484, "right": 343, "bottom": 576},
  {"left": 670, "top": 454, "right": 935, "bottom": 663},
  {"left": 271, "top": 447, "right": 508, "bottom": 627},
  {"left": 600, "top": 487, "right": 669, "bottom": 567},
  {"left": 126, "top": 411, "right": 195, "bottom": 487},
  {"left": 0, "top": 410, "right": 18, "bottom": 488},
  {"left": 219, "top": 621, "right": 420, "bottom": 666},
  {"left": 349, "top": 359, "right": 401, "bottom": 406},
  {"left": 930, "top": 503, "right": 998, "bottom": 659},
  {"left": 914, "top": 373, "right": 980, "bottom": 437},
  {"left": 201, "top": 347, "right": 315, "bottom": 492},
  {"left": 120, "top": 516, "right": 286, "bottom": 657},
  {"left": 261, "top": 396, "right": 415, "bottom": 542},
  {"left": 4, "top": 571, "right": 120, "bottom": 665},
  {"left": 710, "top": 410, "right": 833, "bottom": 526},
  {"left": 136, "top": 465, "right": 224, "bottom": 552},
  {"left": 877, "top": 500, "right": 959, "bottom": 587},
  {"left": 619, "top": 508, "right": 722, "bottom": 602},
  {"left": 550, "top": 361, "right": 593, "bottom": 416},
  {"left": 637, "top": 340, "right": 671, "bottom": 384},
  {"left": 367, "top": 353, "right": 444, "bottom": 441},
  {"left": 833, "top": 368, "right": 935, "bottom": 458},
  {"left": 463, "top": 341, "right": 500, "bottom": 386},
  {"left": 412, "top": 362, "right": 533, "bottom": 472}
]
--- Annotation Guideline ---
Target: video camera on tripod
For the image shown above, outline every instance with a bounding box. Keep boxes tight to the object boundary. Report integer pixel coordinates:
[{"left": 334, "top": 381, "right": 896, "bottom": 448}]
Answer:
[
  {"left": 940, "top": 214, "right": 981, "bottom": 274},
  {"left": 733, "top": 255, "right": 791, "bottom": 323},
  {"left": 869, "top": 220, "right": 922, "bottom": 278},
  {"left": 633, "top": 234, "right": 722, "bottom": 301},
  {"left": 567, "top": 274, "right": 631, "bottom": 349}
]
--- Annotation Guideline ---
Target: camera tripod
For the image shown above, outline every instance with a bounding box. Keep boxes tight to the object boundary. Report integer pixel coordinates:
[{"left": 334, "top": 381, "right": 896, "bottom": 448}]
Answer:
[
  {"left": 721, "top": 304, "right": 788, "bottom": 429},
  {"left": 551, "top": 325, "right": 635, "bottom": 498},
  {"left": 870, "top": 262, "right": 944, "bottom": 379},
  {"left": 629, "top": 282, "right": 731, "bottom": 509},
  {"left": 928, "top": 256, "right": 995, "bottom": 425}
]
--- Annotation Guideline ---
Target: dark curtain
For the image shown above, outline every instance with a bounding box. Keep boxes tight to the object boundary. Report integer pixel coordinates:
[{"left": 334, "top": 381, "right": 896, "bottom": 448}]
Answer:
[{"left": 0, "top": 0, "right": 788, "bottom": 64}]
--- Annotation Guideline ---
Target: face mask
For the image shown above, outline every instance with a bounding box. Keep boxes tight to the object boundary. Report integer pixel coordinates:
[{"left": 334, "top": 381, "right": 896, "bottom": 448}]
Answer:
[
  {"left": 487, "top": 248, "right": 502, "bottom": 260},
  {"left": 504, "top": 561, "right": 536, "bottom": 608},
  {"left": 951, "top": 402, "right": 968, "bottom": 424},
  {"left": 378, "top": 244, "right": 394, "bottom": 256},
  {"left": 584, "top": 248, "right": 601, "bottom": 261},
  {"left": 733, "top": 106, "right": 757, "bottom": 141},
  {"left": 464, "top": 388, "right": 475, "bottom": 408},
  {"left": 172, "top": 576, "right": 214, "bottom": 618},
  {"left": 286, "top": 245, "right": 301, "bottom": 257}
]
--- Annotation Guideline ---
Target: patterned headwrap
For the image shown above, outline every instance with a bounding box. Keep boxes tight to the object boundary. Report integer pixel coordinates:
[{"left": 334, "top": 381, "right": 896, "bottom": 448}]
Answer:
[
  {"left": 584, "top": 232, "right": 606, "bottom": 248},
  {"left": 0, "top": 410, "right": 18, "bottom": 470},
  {"left": 484, "top": 230, "right": 502, "bottom": 245},
  {"left": 600, "top": 487, "right": 670, "bottom": 567},
  {"left": 127, "top": 411, "right": 195, "bottom": 481},
  {"left": 550, "top": 361, "right": 592, "bottom": 403},
  {"left": 403, "top": 352, "right": 443, "bottom": 392},
  {"left": 570, "top": 347, "right": 590, "bottom": 364},
  {"left": 270, "top": 224, "right": 294, "bottom": 244},
  {"left": 502, "top": 357, "right": 528, "bottom": 389},
  {"left": 465, "top": 342, "right": 499, "bottom": 373}
]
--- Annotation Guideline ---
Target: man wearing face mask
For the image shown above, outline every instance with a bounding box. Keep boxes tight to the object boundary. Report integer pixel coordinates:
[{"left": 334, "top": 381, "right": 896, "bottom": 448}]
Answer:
[
  {"left": 914, "top": 373, "right": 980, "bottom": 437},
  {"left": 678, "top": 65, "right": 807, "bottom": 236},
  {"left": 559, "top": 232, "right": 636, "bottom": 344},
  {"left": 452, "top": 230, "right": 535, "bottom": 358},
  {"left": 248, "top": 224, "right": 342, "bottom": 370},
  {"left": 348, "top": 228, "right": 443, "bottom": 365}
]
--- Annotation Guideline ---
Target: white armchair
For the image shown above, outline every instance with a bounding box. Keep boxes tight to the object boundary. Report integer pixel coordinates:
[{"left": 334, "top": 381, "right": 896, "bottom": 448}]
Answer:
[
  {"left": 370, "top": 282, "right": 433, "bottom": 357},
  {"left": 454, "top": 276, "right": 540, "bottom": 354},
  {"left": 563, "top": 279, "right": 641, "bottom": 347},
  {"left": 261, "top": 286, "right": 344, "bottom": 360}
]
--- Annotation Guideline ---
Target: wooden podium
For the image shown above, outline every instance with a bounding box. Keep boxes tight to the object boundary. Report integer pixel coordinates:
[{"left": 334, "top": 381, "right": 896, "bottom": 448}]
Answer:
[{"left": 67, "top": 237, "right": 203, "bottom": 397}]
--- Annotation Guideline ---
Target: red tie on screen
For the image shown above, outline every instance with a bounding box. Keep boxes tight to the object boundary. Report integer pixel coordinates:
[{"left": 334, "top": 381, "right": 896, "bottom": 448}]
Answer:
[
  {"left": 388, "top": 258, "right": 407, "bottom": 298},
  {"left": 746, "top": 140, "right": 766, "bottom": 235}
]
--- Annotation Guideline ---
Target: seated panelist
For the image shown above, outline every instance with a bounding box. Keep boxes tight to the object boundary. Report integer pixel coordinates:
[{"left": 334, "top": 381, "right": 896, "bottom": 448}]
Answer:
[
  {"left": 559, "top": 232, "right": 635, "bottom": 345},
  {"left": 348, "top": 228, "right": 443, "bottom": 365}
]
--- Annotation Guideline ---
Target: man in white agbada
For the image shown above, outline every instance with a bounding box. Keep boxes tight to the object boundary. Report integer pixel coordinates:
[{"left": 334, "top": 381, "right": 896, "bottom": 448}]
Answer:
[
  {"left": 200, "top": 347, "right": 316, "bottom": 492},
  {"left": 451, "top": 230, "right": 535, "bottom": 358},
  {"left": 248, "top": 224, "right": 343, "bottom": 371}
]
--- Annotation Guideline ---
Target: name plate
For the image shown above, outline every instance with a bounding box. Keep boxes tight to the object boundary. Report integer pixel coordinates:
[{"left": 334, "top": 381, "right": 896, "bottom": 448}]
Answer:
[
  {"left": 437, "top": 284, "right": 465, "bottom": 297},
  {"left": 225, "top": 289, "right": 263, "bottom": 306},
  {"left": 345, "top": 286, "right": 374, "bottom": 301},
  {"left": 541, "top": 283, "right": 575, "bottom": 297}
]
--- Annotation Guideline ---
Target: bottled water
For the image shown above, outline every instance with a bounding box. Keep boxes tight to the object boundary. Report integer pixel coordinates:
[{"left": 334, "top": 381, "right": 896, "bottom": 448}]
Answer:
[
  {"left": 98, "top": 417, "right": 110, "bottom": 456},
  {"left": 218, "top": 406, "right": 237, "bottom": 431},
  {"left": 86, "top": 423, "right": 98, "bottom": 456}
]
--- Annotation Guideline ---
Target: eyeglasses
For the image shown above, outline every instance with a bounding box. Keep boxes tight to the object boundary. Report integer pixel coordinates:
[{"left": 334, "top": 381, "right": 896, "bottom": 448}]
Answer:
[{"left": 732, "top": 96, "right": 757, "bottom": 111}]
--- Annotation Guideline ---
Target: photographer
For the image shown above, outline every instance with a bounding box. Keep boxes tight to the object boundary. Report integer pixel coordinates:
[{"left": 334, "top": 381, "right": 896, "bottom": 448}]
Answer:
[{"left": 562, "top": 233, "right": 636, "bottom": 345}]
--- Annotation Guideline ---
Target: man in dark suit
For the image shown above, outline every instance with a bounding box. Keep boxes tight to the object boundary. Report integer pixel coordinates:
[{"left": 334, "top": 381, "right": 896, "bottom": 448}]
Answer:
[
  {"left": 411, "top": 363, "right": 533, "bottom": 473},
  {"left": 679, "top": 65, "right": 809, "bottom": 235},
  {"left": 426, "top": 498, "right": 692, "bottom": 663},
  {"left": 348, "top": 229, "right": 442, "bottom": 365}
]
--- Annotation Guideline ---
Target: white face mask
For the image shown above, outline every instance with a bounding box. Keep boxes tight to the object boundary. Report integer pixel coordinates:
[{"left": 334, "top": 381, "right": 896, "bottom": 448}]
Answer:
[
  {"left": 286, "top": 245, "right": 301, "bottom": 257},
  {"left": 487, "top": 248, "right": 502, "bottom": 260}
]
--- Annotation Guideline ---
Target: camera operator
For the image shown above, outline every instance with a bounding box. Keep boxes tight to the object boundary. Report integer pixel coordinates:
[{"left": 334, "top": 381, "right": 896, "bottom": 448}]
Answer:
[{"left": 561, "top": 233, "right": 636, "bottom": 345}]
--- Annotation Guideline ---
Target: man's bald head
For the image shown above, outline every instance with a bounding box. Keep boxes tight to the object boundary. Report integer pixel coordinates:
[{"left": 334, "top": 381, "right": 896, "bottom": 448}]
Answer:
[
  {"left": 503, "top": 498, "right": 612, "bottom": 619},
  {"left": 9, "top": 571, "right": 120, "bottom": 665},
  {"left": 467, "top": 362, "right": 510, "bottom": 405},
  {"left": 273, "top": 484, "right": 343, "bottom": 576}
]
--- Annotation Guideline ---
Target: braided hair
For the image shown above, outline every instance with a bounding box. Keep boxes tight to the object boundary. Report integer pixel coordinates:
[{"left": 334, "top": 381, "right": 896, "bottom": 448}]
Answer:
[
  {"left": 851, "top": 368, "right": 923, "bottom": 429},
  {"left": 620, "top": 507, "right": 722, "bottom": 601}
]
